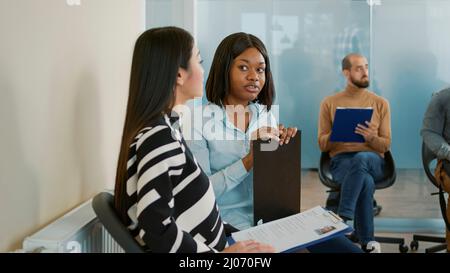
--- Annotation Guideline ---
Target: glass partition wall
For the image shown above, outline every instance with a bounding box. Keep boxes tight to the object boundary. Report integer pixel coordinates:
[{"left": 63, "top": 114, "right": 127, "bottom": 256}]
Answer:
[{"left": 146, "top": 0, "right": 450, "bottom": 168}]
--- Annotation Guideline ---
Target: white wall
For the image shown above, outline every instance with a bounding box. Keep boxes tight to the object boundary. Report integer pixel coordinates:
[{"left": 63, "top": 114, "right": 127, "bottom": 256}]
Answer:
[{"left": 0, "top": 0, "right": 145, "bottom": 252}]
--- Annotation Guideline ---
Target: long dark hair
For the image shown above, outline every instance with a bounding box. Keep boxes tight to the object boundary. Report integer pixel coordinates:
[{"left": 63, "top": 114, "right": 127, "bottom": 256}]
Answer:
[
  {"left": 206, "top": 32, "right": 275, "bottom": 110},
  {"left": 114, "top": 26, "right": 194, "bottom": 223}
]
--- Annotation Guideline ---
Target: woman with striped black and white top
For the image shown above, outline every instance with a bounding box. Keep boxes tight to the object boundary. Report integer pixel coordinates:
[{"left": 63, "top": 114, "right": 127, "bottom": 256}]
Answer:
[{"left": 113, "top": 27, "right": 274, "bottom": 253}]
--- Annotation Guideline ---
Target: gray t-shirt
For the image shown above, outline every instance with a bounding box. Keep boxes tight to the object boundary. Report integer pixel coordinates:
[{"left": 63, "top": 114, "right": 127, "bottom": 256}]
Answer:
[{"left": 421, "top": 88, "right": 450, "bottom": 160}]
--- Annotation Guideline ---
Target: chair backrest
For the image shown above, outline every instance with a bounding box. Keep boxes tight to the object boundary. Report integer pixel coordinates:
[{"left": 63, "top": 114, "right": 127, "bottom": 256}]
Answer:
[
  {"left": 318, "top": 151, "right": 335, "bottom": 188},
  {"left": 318, "top": 151, "right": 397, "bottom": 190},
  {"left": 422, "top": 142, "right": 439, "bottom": 188},
  {"left": 377, "top": 151, "right": 397, "bottom": 189},
  {"left": 92, "top": 192, "right": 145, "bottom": 253}
]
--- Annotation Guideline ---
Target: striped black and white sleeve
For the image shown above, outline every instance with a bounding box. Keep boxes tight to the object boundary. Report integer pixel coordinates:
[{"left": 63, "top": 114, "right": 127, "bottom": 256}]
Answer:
[{"left": 133, "top": 125, "right": 223, "bottom": 253}]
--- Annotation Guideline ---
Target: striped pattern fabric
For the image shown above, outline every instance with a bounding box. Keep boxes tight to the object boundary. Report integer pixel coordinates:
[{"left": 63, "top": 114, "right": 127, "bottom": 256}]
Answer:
[{"left": 123, "top": 114, "right": 227, "bottom": 253}]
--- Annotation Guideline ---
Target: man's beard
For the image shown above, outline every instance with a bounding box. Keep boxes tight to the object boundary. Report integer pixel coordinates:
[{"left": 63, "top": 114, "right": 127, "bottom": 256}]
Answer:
[{"left": 350, "top": 75, "right": 370, "bottom": 88}]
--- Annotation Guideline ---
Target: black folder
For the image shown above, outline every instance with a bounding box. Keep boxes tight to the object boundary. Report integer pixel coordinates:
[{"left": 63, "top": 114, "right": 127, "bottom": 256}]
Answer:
[{"left": 253, "top": 132, "right": 301, "bottom": 226}]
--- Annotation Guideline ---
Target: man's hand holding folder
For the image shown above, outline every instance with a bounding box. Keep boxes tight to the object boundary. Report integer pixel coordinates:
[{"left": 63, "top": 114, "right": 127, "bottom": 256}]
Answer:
[{"left": 355, "top": 120, "right": 378, "bottom": 142}]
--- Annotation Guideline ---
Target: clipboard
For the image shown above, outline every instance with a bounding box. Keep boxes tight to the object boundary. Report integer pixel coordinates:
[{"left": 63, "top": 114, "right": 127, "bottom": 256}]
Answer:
[
  {"left": 229, "top": 206, "right": 353, "bottom": 253},
  {"left": 330, "top": 107, "right": 373, "bottom": 143},
  {"left": 253, "top": 133, "right": 301, "bottom": 226}
]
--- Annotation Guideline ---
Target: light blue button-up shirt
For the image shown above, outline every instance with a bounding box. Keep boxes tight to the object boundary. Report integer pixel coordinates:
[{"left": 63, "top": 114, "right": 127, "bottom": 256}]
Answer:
[{"left": 184, "top": 102, "right": 277, "bottom": 230}]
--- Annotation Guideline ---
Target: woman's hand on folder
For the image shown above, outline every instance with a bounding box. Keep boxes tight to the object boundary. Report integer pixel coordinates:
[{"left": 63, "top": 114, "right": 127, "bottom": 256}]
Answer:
[
  {"left": 221, "top": 240, "right": 275, "bottom": 253},
  {"left": 278, "top": 124, "right": 298, "bottom": 146},
  {"left": 250, "top": 126, "right": 280, "bottom": 142},
  {"left": 355, "top": 121, "right": 377, "bottom": 142},
  {"left": 243, "top": 127, "right": 280, "bottom": 171}
]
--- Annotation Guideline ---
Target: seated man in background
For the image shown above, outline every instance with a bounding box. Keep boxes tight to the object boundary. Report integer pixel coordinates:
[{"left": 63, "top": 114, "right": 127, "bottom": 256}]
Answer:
[
  {"left": 421, "top": 87, "right": 450, "bottom": 252},
  {"left": 318, "top": 53, "right": 391, "bottom": 251}
]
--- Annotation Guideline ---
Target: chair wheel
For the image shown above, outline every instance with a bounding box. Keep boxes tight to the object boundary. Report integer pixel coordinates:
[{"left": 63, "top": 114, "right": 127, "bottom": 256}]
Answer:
[
  {"left": 399, "top": 244, "right": 409, "bottom": 253},
  {"left": 373, "top": 205, "right": 382, "bottom": 216},
  {"left": 345, "top": 232, "right": 359, "bottom": 243},
  {"left": 410, "top": 240, "right": 419, "bottom": 251}
]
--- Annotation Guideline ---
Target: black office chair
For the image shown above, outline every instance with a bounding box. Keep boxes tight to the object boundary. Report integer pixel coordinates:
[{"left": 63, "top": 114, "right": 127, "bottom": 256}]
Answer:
[
  {"left": 318, "top": 151, "right": 409, "bottom": 253},
  {"left": 92, "top": 192, "right": 145, "bottom": 253},
  {"left": 410, "top": 143, "right": 449, "bottom": 252}
]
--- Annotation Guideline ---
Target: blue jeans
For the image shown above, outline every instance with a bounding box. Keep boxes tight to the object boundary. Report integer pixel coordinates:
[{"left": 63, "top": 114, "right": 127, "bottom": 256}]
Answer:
[
  {"left": 330, "top": 152, "right": 385, "bottom": 244},
  {"left": 307, "top": 235, "right": 363, "bottom": 253}
]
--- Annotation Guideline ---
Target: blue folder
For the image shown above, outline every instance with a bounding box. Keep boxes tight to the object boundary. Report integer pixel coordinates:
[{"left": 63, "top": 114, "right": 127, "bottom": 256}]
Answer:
[{"left": 330, "top": 107, "right": 373, "bottom": 143}]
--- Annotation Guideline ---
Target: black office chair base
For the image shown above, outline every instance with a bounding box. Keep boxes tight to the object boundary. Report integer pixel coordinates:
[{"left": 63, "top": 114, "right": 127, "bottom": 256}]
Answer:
[
  {"left": 346, "top": 232, "right": 409, "bottom": 253},
  {"left": 375, "top": 236, "right": 409, "bottom": 253},
  {"left": 410, "top": 235, "right": 447, "bottom": 253}
]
